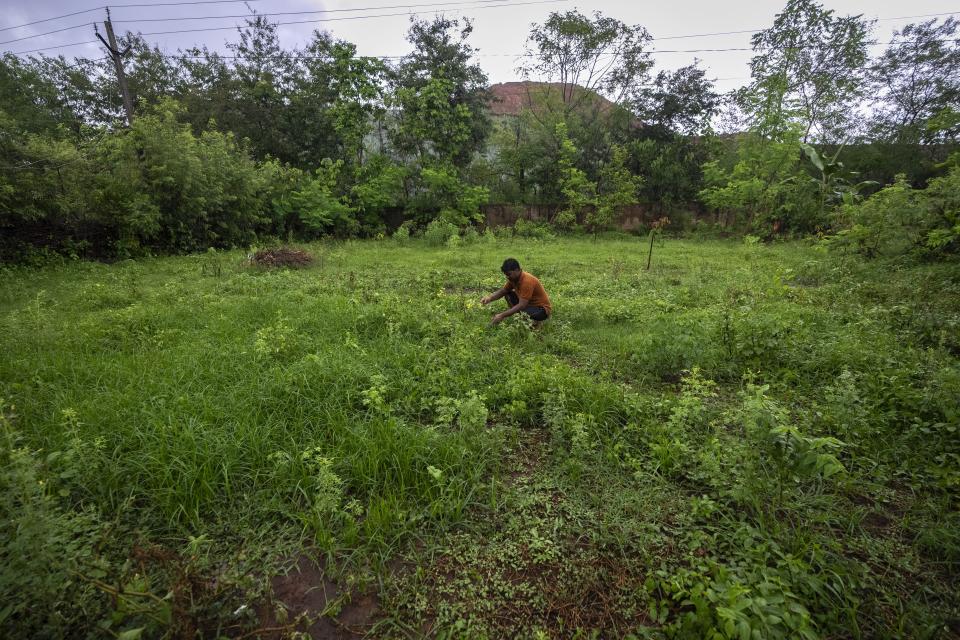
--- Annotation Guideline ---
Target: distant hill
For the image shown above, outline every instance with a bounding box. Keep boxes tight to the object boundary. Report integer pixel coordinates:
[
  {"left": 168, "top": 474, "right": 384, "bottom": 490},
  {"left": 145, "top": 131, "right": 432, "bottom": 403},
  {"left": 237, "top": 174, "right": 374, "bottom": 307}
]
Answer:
[{"left": 488, "top": 81, "right": 640, "bottom": 127}]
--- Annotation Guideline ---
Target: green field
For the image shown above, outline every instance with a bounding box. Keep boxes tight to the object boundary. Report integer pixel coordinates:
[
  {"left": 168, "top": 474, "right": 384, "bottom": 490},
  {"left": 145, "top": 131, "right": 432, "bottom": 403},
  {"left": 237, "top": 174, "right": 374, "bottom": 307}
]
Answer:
[{"left": 1, "top": 236, "right": 958, "bottom": 638}]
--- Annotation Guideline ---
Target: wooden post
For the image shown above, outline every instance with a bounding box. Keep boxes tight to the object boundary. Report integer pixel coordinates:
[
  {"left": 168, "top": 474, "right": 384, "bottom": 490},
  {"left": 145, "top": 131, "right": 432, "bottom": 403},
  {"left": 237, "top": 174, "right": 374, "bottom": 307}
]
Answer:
[{"left": 96, "top": 9, "right": 134, "bottom": 127}]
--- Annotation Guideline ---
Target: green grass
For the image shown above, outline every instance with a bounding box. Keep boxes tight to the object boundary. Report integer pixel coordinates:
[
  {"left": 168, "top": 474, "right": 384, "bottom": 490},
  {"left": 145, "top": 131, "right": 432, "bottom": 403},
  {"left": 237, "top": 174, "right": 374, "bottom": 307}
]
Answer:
[{"left": 1, "top": 236, "right": 958, "bottom": 638}]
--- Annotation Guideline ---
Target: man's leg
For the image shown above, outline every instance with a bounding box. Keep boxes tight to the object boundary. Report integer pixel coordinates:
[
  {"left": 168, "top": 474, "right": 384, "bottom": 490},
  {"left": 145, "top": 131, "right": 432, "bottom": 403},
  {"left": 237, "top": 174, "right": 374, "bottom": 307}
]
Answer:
[
  {"left": 524, "top": 306, "right": 548, "bottom": 321},
  {"left": 524, "top": 306, "right": 548, "bottom": 329},
  {"left": 505, "top": 291, "right": 519, "bottom": 307}
]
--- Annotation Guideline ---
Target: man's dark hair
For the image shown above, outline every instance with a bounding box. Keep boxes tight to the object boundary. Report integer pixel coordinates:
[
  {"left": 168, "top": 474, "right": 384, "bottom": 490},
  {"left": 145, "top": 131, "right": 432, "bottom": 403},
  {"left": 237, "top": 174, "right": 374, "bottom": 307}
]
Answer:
[{"left": 501, "top": 258, "right": 520, "bottom": 273}]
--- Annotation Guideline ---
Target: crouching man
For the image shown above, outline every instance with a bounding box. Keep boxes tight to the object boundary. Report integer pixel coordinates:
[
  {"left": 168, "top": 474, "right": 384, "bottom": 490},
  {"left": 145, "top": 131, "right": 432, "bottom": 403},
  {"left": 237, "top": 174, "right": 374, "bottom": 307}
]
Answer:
[{"left": 481, "top": 258, "right": 552, "bottom": 327}]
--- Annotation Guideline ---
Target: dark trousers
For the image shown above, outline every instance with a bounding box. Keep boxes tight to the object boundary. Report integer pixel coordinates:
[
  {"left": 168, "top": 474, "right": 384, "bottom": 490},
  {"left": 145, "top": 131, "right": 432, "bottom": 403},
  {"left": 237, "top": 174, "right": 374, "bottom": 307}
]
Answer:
[{"left": 506, "top": 291, "right": 549, "bottom": 321}]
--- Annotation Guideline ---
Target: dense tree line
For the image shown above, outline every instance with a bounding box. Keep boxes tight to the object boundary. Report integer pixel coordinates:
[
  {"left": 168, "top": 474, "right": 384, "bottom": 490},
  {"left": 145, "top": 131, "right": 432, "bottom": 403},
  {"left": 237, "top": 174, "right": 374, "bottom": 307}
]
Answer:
[{"left": 1, "top": 1, "right": 958, "bottom": 260}]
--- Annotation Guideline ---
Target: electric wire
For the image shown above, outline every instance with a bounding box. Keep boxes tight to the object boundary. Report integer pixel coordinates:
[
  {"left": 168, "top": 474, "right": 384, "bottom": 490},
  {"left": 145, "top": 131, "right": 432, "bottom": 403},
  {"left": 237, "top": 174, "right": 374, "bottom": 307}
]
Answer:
[
  {"left": 0, "top": 0, "right": 519, "bottom": 46},
  {"left": 0, "top": 0, "right": 266, "bottom": 34},
  {"left": 7, "top": 0, "right": 568, "bottom": 54},
  {"left": 6, "top": 4, "right": 959, "bottom": 57}
]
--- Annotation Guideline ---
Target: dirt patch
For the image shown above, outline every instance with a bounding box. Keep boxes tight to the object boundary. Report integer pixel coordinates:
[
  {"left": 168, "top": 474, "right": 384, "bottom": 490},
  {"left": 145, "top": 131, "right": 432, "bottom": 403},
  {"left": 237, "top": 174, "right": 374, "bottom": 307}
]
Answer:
[
  {"left": 251, "top": 247, "right": 314, "bottom": 269},
  {"left": 506, "top": 427, "right": 550, "bottom": 485},
  {"left": 253, "top": 556, "right": 379, "bottom": 639}
]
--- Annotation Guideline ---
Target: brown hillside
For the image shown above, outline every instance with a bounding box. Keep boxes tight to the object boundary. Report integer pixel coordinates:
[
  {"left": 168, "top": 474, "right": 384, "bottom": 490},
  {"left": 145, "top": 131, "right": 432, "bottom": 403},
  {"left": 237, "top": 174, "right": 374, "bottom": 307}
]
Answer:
[
  {"left": 489, "top": 81, "right": 619, "bottom": 115},
  {"left": 488, "top": 81, "right": 640, "bottom": 127}
]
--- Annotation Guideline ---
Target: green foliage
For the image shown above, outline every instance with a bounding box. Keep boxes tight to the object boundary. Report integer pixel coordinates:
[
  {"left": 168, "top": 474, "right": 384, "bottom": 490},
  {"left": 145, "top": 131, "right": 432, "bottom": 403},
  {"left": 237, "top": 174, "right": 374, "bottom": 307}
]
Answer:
[
  {"left": 0, "top": 402, "right": 110, "bottom": 638},
  {"left": 652, "top": 557, "right": 819, "bottom": 639},
  {"left": 831, "top": 175, "right": 925, "bottom": 256},
  {"left": 869, "top": 18, "right": 960, "bottom": 144},
  {"left": 95, "top": 99, "right": 273, "bottom": 252},
  {"left": 521, "top": 10, "right": 653, "bottom": 109},
  {"left": 555, "top": 121, "right": 596, "bottom": 230},
  {"left": 287, "top": 159, "right": 358, "bottom": 237},
  {"left": 593, "top": 144, "right": 642, "bottom": 230},
  {"left": 409, "top": 162, "right": 489, "bottom": 226},
  {"left": 423, "top": 218, "right": 459, "bottom": 246},
  {"left": 512, "top": 218, "right": 556, "bottom": 239},
  {"left": 699, "top": 130, "right": 819, "bottom": 233},
  {"left": 831, "top": 165, "right": 960, "bottom": 258},
  {"left": 392, "top": 17, "right": 491, "bottom": 169},
  {"left": 737, "top": 0, "right": 870, "bottom": 142},
  {"left": 351, "top": 155, "right": 408, "bottom": 232}
]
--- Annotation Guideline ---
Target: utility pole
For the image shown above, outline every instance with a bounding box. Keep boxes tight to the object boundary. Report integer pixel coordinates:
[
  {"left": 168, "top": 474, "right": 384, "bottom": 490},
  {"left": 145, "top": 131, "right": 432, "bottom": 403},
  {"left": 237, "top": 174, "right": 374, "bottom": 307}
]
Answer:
[{"left": 96, "top": 8, "right": 135, "bottom": 127}]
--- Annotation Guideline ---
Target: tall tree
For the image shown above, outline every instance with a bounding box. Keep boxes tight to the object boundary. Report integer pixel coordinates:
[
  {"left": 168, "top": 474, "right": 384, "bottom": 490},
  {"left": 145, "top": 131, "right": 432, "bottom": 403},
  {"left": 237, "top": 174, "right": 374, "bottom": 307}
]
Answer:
[
  {"left": 737, "top": 0, "right": 871, "bottom": 142},
  {"left": 632, "top": 61, "right": 719, "bottom": 138},
  {"left": 225, "top": 15, "right": 300, "bottom": 162},
  {"left": 392, "top": 16, "right": 491, "bottom": 168},
  {"left": 868, "top": 18, "right": 960, "bottom": 144},
  {"left": 293, "top": 32, "right": 389, "bottom": 169},
  {"left": 517, "top": 10, "right": 651, "bottom": 186},
  {"left": 520, "top": 10, "right": 653, "bottom": 113}
]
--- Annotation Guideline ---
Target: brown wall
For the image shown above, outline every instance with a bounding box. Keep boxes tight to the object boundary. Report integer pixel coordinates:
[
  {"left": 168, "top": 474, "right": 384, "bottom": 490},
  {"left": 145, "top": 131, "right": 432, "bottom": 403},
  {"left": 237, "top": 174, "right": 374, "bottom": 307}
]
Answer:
[{"left": 482, "top": 202, "right": 708, "bottom": 231}]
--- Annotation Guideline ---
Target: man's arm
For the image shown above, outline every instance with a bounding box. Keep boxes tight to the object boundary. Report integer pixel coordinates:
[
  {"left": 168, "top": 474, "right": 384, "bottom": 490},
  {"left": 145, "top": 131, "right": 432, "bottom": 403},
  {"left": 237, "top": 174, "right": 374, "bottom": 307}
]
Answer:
[
  {"left": 491, "top": 296, "right": 528, "bottom": 325},
  {"left": 480, "top": 287, "right": 509, "bottom": 305}
]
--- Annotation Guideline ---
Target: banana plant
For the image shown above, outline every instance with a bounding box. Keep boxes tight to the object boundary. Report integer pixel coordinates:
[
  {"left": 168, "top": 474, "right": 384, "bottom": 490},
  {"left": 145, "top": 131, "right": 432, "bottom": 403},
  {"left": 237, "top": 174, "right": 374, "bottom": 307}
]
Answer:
[{"left": 800, "top": 141, "right": 878, "bottom": 215}]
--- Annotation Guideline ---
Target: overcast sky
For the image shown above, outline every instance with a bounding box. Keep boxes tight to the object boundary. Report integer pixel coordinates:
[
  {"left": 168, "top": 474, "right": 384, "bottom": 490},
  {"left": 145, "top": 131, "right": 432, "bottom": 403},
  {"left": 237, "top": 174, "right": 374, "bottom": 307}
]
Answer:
[{"left": 2, "top": 0, "right": 956, "bottom": 94}]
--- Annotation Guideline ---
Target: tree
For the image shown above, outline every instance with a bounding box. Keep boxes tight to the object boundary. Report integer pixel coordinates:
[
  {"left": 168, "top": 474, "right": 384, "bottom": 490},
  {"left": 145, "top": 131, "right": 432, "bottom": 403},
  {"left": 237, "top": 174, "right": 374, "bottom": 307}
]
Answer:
[
  {"left": 868, "top": 18, "right": 960, "bottom": 144},
  {"left": 0, "top": 55, "right": 85, "bottom": 136},
  {"left": 632, "top": 62, "right": 719, "bottom": 137},
  {"left": 628, "top": 61, "right": 719, "bottom": 209},
  {"left": 593, "top": 144, "right": 641, "bottom": 230},
  {"left": 554, "top": 121, "right": 596, "bottom": 229},
  {"left": 119, "top": 34, "right": 179, "bottom": 114},
  {"left": 289, "top": 32, "right": 390, "bottom": 170},
  {"left": 392, "top": 16, "right": 491, "bottom": 168},
  {"left": 737, "top": 0, "right": 871, "bottom": 142},
  {"left": 520, "top": 10, "right": 651, "bottom": 174},
  {"left": 520, "top": 10, "right": 653, "bottom": 113},
  {"left": 225, "top": 16, "right": 300, "bottom": 162}
]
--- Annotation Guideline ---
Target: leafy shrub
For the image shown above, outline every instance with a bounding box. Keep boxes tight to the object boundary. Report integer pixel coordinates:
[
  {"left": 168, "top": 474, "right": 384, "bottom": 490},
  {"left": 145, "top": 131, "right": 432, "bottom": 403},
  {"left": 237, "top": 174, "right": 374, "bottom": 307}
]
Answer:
[
  {"left": 408, "top": 163, "right": 489, "bottom": 226},
  {"left": 0, "top": 404, "right": 110, "bottom": 638},
  {"left": 650, "top": 553, "right": 819, "bottom": 639},
  {"left": 285, "top": 158, "right": 358, "bottom": 237},
  {"left": 351, "top": 155, "right": 408, "bottom": 232},
  {"left": 424, "top": 218, "right": 459, "bottom": 246},
  {"left": 592, "top": 144, "right": 642, "bottom": 231},
  {"left": 699, "top": 131, "right": 819, "bottom": 233},
  {"left": 393, "top": 222, "right": 412, "bottom": 243},
  {"left": 513, "top": 218, "right": 555, "bottom": 239},
  {"left": 461, "top": 226, "right": 480, "bottom": 244},
  {"left": 831, "top": 163, "right": 960, "bottom": 258}
]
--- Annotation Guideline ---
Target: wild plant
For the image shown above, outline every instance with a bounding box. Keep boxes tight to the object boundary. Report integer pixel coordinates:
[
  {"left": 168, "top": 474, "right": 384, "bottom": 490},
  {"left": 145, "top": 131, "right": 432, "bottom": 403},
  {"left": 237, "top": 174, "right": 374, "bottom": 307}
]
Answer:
[
  {"left": 254, "top": 313, "right": 296, "bottom": 357},
  {"left": 734, "top": 383, "right": 845, "bottom": 511}
]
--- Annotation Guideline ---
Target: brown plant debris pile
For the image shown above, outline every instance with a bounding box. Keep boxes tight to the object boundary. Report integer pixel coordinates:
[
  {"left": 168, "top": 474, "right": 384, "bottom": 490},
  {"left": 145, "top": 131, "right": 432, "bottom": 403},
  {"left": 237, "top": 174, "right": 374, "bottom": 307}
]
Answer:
[{"left": 252, "top": 247, "right": 314, "bottom": 268}]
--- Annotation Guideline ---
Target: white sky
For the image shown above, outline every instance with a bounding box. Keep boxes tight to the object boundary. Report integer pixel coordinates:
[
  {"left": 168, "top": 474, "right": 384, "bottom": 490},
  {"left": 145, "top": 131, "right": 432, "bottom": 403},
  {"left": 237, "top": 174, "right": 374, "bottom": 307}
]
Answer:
[{"left": 2, "top": 0, "right": 957, "bottom": 94}]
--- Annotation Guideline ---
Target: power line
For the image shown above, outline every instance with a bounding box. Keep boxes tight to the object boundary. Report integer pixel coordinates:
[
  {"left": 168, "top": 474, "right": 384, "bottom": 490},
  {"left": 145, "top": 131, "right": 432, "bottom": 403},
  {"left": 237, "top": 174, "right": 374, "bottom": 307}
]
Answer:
[
  {"left": 135, "top": 0, "right": 569, "bottom": 37},
  {"left": 8, "top": 5, "right": 958, "bottom": 49},
  {"left": 9, "top": 6, "right": 960, "bottom": 57},
  {"left": 877, "top": 11, "right": 960, "bottom": 22},
  {"left": 0, "top": 0, "right": 265, "bottom": 34},
  {"left": 113, "top": 0, "right": 514, "bottom": 23},
  {"left": 0, "top": 23, "right": 95, "bottom": 47},
  {"left": 10, "top": 40, "right": 99, "bottom": 56},
  {"left": 6, "top": 0, "right": 568, "bottom": 54},
  {"left": 652, "top": 11, "right": 959, "bottom": 41},
  {"left": 0, "top": 0, "right": 513, "bottom": 46},
  {"left": 0, "top": 8, "right": 102, "bottom": 34}
]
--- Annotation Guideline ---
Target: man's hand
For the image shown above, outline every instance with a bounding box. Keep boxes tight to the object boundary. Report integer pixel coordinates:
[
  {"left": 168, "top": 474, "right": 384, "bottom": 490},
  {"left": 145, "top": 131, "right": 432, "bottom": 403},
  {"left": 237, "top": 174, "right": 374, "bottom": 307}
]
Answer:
[
  {"left": 489, "top": 313, "right": 504, "bottom": 326},
  {"left": 480, "top": 295, "right": 492, "bottom": 305}
]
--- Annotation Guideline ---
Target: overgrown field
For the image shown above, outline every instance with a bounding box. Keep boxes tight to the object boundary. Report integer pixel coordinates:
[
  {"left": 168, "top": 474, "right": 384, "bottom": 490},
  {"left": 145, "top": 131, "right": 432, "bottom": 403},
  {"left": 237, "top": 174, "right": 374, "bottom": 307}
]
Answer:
[{"left": 1, "top": 237, "right": 958, "bottom": 639}]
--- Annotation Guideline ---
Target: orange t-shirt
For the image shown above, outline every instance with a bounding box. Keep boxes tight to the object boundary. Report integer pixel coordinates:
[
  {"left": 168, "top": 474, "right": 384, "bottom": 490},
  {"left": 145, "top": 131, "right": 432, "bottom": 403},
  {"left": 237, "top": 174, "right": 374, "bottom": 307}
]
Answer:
[{"left": 505, "top": 271, "right": 552, "bottom": 315}]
